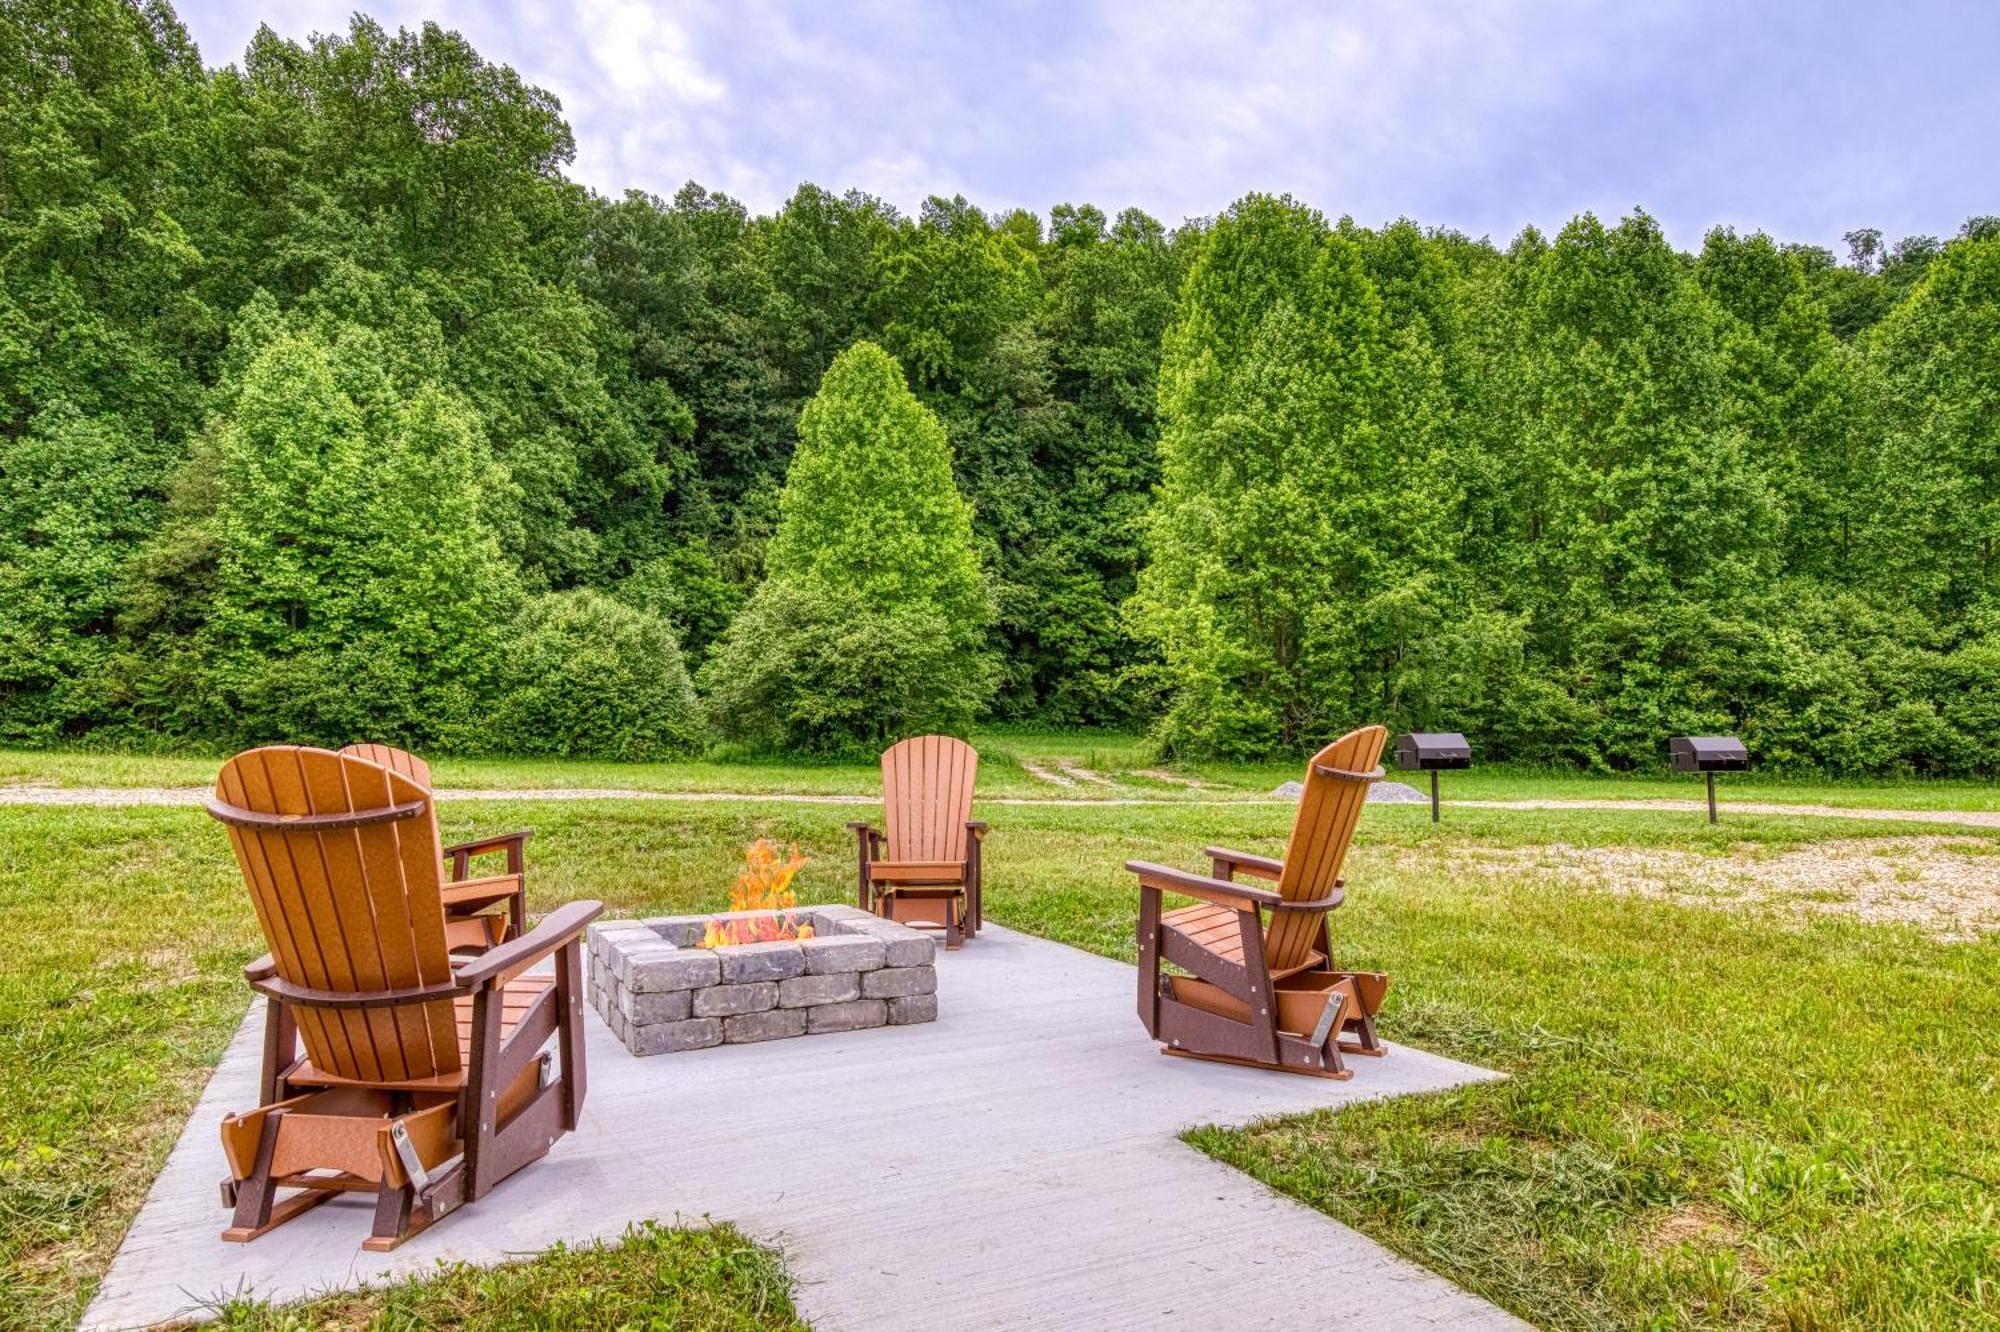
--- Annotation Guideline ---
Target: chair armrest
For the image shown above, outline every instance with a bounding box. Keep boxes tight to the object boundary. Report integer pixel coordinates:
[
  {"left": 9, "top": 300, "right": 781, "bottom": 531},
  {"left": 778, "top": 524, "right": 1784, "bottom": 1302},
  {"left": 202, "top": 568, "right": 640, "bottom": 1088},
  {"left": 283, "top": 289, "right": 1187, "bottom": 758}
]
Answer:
[
  {"left": 454, "top": 899, "right": 603, "bottom": 989},
  {"left": 440, "top": 873, "right": 521, "bottom": 906},
  {"left": 1125, "top": 860, "right": 1281, "bottom": 910},
  {"left": 1271, "top": 885, "right": 1344, "bottom": 912},
  {"left": 1204, "top": 846, "right": 1283, "bottom": 881},
  {"left": 442, "top": 830, "right": 533, "bottom": 860},
  {"left": 966, "top": 820, "right": 989, "bottom": 841},
  {"left": 845, "top": 821, "right": 878, "bottom": 834},
  {"left": 244, "top": 953, "right": 278, "bottom": 982},
  {"left": 445, "top": 831, "right": 531, "bottom": 884}
]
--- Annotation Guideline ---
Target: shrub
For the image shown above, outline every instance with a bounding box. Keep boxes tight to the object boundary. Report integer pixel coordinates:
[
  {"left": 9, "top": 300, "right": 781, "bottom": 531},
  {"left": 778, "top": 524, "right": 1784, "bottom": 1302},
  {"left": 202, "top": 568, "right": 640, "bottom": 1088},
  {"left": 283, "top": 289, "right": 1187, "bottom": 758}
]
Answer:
[
  {"left": 614, "top": 545, "right": 743, "bottom": 669},
  {"left": 701, "top": 579, "right": 992, "bottom": 755},
  {"left": 705, "top": 342, "right": 994, "bottom": 752},
  {"left": 491, "top": 590, "right": 705, "bottom": 760},
  {"left": 151, "top": 330, "right": 520, "bottom": 748}
]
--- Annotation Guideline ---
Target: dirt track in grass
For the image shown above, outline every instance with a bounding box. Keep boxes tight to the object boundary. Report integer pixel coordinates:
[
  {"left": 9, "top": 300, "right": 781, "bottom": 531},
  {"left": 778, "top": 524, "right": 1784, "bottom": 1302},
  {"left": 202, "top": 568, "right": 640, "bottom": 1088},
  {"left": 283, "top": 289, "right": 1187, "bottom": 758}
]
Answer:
[{"left": 1399, "top": 834, "right": 2000, "bottom": 940}]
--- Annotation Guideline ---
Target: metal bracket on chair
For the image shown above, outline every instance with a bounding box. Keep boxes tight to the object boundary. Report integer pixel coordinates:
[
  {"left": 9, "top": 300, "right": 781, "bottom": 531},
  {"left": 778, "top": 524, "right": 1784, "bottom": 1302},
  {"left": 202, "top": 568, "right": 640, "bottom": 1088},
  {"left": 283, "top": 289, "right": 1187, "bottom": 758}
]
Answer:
[
  {"left": 389, "top": 1121, "right": 461, "bottom": 1195},
  {"left": 1309, "top": 993, "right": 1346, "bottom": 1049}
]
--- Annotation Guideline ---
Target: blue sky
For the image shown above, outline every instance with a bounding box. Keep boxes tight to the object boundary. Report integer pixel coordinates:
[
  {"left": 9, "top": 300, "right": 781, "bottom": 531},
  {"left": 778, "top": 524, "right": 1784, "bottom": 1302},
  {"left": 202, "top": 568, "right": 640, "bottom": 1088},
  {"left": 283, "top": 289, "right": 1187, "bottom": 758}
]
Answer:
[{"left": 175, "top": 1, "right": 1998, "bottom": 250}]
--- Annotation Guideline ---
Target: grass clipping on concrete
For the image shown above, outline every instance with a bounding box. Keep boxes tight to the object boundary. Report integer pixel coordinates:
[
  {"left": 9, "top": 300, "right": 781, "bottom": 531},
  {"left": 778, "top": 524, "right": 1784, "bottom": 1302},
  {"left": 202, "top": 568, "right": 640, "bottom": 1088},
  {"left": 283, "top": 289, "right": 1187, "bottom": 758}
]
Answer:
[{"left": 2, "top": 772, "right": 1997, "bottom": 1329}]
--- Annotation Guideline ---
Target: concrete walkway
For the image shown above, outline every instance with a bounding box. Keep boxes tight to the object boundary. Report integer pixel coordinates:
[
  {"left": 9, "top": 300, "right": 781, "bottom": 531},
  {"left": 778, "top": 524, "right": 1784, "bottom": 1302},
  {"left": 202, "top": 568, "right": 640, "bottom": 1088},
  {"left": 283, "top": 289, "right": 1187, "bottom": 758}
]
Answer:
[{"left": 85, "top": 926, "right": 1520, "bottom": 1331}]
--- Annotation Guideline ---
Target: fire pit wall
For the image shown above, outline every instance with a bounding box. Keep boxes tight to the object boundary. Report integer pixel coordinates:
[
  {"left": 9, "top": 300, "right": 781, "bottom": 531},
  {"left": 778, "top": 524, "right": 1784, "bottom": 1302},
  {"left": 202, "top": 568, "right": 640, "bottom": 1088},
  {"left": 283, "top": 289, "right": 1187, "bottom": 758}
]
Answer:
[{"left": 587, "top": 904, "right": 937, "bottom": 1055}]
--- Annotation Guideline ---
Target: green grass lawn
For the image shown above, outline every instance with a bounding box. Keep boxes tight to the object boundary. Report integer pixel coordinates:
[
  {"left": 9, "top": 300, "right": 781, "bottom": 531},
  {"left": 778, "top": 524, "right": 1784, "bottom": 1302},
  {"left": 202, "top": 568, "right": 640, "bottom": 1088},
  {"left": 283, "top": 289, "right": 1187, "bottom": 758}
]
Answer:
[
  {"left": 204, "top": 1222, "right": 804, "bottom": 1331},
  {"left": 2, "top": 756, "right": 1996, "bottom": 1328}
]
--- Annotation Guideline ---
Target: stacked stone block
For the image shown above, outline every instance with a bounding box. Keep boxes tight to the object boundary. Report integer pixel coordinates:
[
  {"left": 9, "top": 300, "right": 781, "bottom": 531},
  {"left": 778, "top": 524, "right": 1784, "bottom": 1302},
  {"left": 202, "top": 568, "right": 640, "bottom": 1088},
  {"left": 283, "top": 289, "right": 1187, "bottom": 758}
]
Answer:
[{"left": 587, "top": 904, "right": 937, "bottom": 1055}]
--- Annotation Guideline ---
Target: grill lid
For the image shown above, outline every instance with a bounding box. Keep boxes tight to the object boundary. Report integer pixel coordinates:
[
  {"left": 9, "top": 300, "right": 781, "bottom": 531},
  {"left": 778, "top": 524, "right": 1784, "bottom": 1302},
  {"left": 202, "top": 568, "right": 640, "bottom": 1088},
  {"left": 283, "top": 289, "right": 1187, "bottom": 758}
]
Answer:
[
  {"left": 1669, "top": 735, "right": 1748, "bottom": 772},
  {"left": 1394, "top": 732, "right": 1472, "bottom": 770}
]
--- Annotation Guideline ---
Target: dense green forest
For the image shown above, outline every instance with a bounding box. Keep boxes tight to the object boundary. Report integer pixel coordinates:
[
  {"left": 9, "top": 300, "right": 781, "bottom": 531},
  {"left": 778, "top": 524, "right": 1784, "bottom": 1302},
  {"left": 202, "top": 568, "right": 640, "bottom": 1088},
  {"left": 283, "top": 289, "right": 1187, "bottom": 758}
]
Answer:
[{"left": 3, "top": 1, "right": 1996, "bottom": 770}]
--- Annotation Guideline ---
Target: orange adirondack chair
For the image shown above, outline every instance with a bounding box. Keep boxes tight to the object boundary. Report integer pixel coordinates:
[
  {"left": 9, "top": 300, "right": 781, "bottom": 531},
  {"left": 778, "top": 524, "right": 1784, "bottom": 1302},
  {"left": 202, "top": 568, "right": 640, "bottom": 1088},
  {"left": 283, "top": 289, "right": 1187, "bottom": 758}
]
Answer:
[
  {"left": 1128, "top": 725, "right": 1391, "bottom": 1078},
  {"left": 339, "top": 743, "right": 529, "bottom": 951},
  {"left": 847, "top": 735, "right": 986, "bottom": 948},
  {"left": 206, "top": 746, "right": 600, "bottom": 1249}
]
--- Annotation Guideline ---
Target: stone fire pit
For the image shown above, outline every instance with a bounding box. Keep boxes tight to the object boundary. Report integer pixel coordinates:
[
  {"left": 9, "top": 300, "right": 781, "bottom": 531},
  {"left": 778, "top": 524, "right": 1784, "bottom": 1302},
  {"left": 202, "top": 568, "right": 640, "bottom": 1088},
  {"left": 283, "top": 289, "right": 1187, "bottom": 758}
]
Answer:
[{"left": 587, "top": 904, "right": 937, "bottom": 1055}]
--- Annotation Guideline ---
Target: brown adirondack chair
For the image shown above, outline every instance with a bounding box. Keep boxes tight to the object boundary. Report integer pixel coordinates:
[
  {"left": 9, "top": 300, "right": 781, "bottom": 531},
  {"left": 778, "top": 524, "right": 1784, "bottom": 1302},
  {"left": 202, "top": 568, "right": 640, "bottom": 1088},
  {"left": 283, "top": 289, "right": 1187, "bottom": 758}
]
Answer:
[
  {"left": 847, "top": 735, "right": 985, "bottom": 948},
  {"left": 339, "top": 743, "right": 529, "bottom": 952},
  {"left": 206, "top": 746, "right": 600, "bottom": 1250},
  {"left": 1129, "top": 725, "right": 1391, "bottom": 1078}
]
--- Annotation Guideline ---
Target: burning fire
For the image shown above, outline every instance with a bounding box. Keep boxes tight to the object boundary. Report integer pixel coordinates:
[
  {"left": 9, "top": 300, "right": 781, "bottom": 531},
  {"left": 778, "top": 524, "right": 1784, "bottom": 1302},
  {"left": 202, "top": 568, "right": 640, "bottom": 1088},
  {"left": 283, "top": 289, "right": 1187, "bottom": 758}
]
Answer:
[{"left": 698, "top": 840, "right": 816, "bottom": 948}]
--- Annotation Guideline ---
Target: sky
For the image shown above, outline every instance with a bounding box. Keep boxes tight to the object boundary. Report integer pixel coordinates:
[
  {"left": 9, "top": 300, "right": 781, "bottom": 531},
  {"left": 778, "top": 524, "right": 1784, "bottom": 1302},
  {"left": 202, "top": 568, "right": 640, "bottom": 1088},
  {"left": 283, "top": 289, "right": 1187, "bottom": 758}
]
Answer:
[{"left": 173, "top": 0, "right": 1999, "bottom": 251}]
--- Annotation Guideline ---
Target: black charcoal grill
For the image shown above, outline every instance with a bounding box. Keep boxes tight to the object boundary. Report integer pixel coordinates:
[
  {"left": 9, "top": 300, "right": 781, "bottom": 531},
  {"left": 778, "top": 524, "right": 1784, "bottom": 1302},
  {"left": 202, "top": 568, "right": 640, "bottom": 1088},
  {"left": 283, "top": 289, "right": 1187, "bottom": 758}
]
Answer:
[
  {"left": 1393, "top": 732, "right": 1472, "bottom": 823},
  {"left": 1669, "top": 735, "right": 1748, "bottom": 823}
]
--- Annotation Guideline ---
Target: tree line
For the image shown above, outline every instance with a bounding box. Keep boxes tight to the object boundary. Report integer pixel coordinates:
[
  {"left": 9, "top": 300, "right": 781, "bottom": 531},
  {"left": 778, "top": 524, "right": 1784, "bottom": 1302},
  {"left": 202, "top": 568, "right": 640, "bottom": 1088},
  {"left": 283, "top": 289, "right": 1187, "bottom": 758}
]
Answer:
[{"left": 2, "top": 2, "right": 1995, "bottom": 771}]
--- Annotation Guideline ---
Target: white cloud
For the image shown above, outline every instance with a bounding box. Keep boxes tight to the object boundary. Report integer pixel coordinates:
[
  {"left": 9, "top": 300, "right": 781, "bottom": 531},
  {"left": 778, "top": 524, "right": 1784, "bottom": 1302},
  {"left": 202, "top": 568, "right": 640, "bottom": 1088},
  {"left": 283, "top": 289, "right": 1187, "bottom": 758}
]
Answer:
[
  {"left": 173, "top": 0, "right": 2000, "bottom": 247},
  {"left": 574, "top": 0, "right": 724, "bottom": 100}
]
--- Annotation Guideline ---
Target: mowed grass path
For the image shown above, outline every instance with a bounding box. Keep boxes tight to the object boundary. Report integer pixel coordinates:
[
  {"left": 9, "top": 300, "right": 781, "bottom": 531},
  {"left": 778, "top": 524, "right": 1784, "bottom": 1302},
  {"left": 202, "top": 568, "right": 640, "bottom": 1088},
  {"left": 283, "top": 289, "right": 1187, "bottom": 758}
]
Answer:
[
  {"left": 9, "top": 732, "right": 2000, "bottom": 811},
  {"left": 1, "top": 774, "right": 1995, "bottom": 1327}
]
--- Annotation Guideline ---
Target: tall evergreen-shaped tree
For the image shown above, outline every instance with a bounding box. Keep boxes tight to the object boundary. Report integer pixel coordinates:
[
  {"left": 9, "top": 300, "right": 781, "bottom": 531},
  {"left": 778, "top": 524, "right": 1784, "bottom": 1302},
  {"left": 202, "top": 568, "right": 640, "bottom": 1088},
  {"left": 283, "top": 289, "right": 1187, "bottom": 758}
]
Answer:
[
  {"left": 1132, "top": 195, "right": 1457, "bottom": 756},
  {"left": 703, "top": 341, "right": 993, "bottom": 752},
  {"left": 1863, "top": 233, "right": 2000, "bottom": 620},
  {"left": 1696, "top": 228, "right": 1867, "bottom": 579},
  {"left": 1488, "top": 213, "right": 1782, "bottom": 763},
  {"left": 180, "top": 330, "right": 520, "bottom": 745}
]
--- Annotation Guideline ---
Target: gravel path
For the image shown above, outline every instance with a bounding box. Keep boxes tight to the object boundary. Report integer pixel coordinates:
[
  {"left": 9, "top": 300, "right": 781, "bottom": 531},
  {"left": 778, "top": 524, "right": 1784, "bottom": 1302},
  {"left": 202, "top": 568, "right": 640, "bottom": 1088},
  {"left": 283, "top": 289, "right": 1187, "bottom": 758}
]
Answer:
[
  {"left": 1450, "top": 797, "right": 2000, "bottom": 828},
  {"left": 6, "top": 783, "right": 2000, "bottom": 824},
  {"left": 1394, "top": 835, "right": 2000, "bottom": 940}
]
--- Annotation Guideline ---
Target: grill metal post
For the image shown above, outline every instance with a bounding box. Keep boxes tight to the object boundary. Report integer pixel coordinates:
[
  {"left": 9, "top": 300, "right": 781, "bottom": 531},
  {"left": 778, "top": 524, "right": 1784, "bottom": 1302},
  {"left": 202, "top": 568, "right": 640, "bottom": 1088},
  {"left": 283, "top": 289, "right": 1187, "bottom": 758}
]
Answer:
[
  {"left": 1669, "top": 736, "right": 1746, "bottom": 825},
  {"left": 1394, "top": 733, "right": 1470, "bottom": 823}
]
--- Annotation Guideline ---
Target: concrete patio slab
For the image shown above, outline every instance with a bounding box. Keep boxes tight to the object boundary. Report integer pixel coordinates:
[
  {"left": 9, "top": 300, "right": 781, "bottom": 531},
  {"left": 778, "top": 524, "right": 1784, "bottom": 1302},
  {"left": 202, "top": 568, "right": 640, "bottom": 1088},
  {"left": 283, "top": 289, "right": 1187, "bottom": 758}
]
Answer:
[{"left": 84, "top": 925, "right": 1520, "bottom": 1331}]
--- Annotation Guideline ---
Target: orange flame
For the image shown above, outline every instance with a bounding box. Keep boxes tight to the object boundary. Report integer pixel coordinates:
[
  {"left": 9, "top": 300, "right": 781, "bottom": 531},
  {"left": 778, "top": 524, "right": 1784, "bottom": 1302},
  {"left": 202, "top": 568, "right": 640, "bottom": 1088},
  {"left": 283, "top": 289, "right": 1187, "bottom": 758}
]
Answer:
[{"left": 698, "top": 840, "right": 816, "bottom": 948}]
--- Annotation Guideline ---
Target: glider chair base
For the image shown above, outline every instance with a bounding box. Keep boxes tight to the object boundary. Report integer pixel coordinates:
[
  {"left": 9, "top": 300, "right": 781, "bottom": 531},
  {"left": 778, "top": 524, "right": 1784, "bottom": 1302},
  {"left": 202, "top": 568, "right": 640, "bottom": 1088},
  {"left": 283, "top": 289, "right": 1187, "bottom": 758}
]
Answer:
[
  {"left": 1151, "top": 970, "right": 1390, "bottom": 1080},
  {"left": 851, "top": 825, "right": 986, "bottom": 950},
  {"left": 872, "top": 881, "right": 979, "bottom": 950},
  {"left": 219, "top": 1086, "right": 468, "bottom": 1250},
  {"left": 218, "top": 986, "right": 579, "bottom": 1249}
]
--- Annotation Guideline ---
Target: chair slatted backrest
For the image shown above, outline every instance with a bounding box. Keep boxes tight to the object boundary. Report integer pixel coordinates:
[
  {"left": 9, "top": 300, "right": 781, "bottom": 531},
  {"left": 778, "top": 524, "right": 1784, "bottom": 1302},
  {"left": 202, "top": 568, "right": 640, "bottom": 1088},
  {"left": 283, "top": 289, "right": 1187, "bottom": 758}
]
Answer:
[
  {"left": 211, "top": 747, "right": 461, "bottom": 1084},
  {"left": 338, "top": 742, "right": 433, "bottom": 791},
  {"left": 1265, "top": 725, "right": 1388, "bottom": 972},
  {"left": 881, "top": 735, "right": 979, "bottom": 863}
]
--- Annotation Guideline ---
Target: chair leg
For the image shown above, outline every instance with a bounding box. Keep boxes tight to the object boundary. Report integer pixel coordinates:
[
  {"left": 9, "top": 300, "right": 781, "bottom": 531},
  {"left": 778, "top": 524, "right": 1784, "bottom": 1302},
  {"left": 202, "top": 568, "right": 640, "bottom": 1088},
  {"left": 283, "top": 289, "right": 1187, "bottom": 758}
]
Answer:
[
  {"left": 224, "top": 1113, "right": 282, "bottom": 1238},
  {"left": 1136, "top": 887, "right": 1162, "bottom": 1037},
  {"left": 258, "top": 998, "right": 296, "bottom": 1107},
  {"left": 555, "top": 941, "right": 586, "bottom": 1129},
  {"left": 462, "top": 990, "right": 506, "bottom": 1204},
  {"left": 1343, "top": 1012, "right": 1386, "bottom": 1056},
  {"left": 965, "top": 842, "right": 983, "bottom": 936},
  {"left": 1235, "top": 908, "right": 1282, "bottom": 1065},
  {"left": 221, "top": 1110, "right": 337, "bottom": 1242},
  {"left": 364, "top": 1172, "right": 464, "bottom": 1253},
  {"left": 370, "top": 1181, "right": 416, "bottom": 1248}
]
